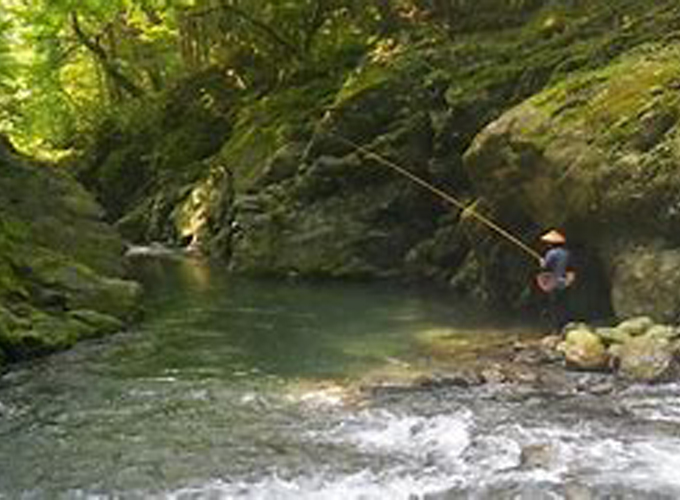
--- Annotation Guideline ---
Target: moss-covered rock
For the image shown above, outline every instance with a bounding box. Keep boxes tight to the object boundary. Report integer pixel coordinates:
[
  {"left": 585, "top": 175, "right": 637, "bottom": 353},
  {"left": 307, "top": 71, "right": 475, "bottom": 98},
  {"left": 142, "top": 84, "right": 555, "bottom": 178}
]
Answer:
[
  {"left": 75, "top": 67, "right": 234, "bottom": 224},
  {"left": 464, "top": 41, "right": 680, "bottom": 320},
  {"left": 611, "top": 245, "right": 680, "bottom": 323},
  {"left": 618, "top": 335, "right": 677, "bottom": 382},
  {"left": 67, "top": 309, "right": 125, "bottom": 337},
  {"left": 0, "top": 139, "right": 140, "bottom": 365},
  {"left": 0, "top": 309, "right": 91, "bottom": 358},
  {"left": 557, "top": 327, "right": 610, "bottom": 371},
  {"left": 0, "top": 306, "right": 125, "bottom": 360}
]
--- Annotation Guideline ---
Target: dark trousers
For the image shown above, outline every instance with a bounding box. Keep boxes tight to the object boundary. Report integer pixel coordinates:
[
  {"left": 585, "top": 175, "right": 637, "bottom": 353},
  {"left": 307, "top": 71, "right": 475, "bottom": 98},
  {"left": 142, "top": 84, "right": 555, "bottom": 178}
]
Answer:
[{"left": 547, "top": 288, "right": 571, "bottom": 332}]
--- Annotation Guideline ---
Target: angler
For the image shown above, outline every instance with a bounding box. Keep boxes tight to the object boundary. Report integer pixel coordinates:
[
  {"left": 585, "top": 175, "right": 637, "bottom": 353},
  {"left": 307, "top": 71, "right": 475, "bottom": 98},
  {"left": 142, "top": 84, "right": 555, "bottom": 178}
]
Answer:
[
  {"left": 329, "top": 132, "right": 577, "bottom": 331},
  {"left": 536, "top": 230, "right": 576, "bottom": 332}
]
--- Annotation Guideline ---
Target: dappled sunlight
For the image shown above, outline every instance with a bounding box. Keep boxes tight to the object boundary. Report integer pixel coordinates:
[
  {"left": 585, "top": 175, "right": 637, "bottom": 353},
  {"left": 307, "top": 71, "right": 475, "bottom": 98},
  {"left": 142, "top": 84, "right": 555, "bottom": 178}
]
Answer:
[{"left": 368, "top": 38, "right": 403, "bottom": 64}]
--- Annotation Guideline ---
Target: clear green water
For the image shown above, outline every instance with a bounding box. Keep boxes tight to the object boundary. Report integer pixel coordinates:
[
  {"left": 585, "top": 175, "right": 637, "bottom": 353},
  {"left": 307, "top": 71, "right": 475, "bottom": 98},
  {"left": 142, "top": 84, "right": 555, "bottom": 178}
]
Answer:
[
  {"left": 124, "top": 257, "right": 497, "bottom": 380},
  {"left": 1, "top": 257, "right": 680, "bottom": 499}
]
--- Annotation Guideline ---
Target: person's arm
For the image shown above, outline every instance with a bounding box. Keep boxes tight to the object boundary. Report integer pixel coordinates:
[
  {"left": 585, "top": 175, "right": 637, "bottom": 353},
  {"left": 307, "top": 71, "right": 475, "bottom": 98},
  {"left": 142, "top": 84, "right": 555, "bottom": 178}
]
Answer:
[{"left": 543, "top": 249, "right": 558, "bottom": 271}]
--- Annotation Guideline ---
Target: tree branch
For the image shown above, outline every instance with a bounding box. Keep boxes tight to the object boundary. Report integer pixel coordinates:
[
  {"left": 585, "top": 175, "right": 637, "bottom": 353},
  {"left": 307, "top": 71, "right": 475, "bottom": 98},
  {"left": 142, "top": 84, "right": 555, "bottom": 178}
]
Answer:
[
  {"left": 70, "top": 12, "right": 144, "bottom": 98},
  {"left": 186, "top": 3, "right": 303, "bottom": 60}
]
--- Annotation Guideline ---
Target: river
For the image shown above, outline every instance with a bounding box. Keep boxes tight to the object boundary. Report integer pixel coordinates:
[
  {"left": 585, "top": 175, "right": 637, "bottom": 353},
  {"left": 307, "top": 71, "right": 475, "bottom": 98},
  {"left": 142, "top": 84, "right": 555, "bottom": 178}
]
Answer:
[{"left": 1, "top": 256, "right": 680, "bottom": 499}]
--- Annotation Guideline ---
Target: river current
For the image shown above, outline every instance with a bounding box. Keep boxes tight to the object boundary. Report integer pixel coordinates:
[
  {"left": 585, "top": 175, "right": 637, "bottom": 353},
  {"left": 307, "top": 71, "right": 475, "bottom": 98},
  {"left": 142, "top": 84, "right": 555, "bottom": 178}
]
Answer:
[{"left": 1, "top": 256, "right": 680, "bottom": 499}]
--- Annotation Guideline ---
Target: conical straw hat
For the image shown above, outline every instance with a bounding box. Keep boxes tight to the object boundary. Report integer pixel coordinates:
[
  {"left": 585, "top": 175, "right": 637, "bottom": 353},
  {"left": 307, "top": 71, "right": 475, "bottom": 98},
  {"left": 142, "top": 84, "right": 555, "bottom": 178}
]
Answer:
[{"left": 540, "top": 229, "right": 566, "bottom": 244}]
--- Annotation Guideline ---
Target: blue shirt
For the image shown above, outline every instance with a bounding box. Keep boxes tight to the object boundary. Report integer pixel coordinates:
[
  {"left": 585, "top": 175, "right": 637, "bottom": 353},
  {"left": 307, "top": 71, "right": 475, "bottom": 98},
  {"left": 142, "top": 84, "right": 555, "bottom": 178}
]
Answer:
[{"left": 543, "top": 247, "right": 570, "bottom": 289}]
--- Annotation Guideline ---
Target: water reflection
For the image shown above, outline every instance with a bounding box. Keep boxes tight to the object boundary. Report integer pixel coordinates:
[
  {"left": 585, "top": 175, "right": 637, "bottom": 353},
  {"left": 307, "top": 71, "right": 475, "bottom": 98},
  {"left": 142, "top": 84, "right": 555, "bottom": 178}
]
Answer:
[{"left": 127, "top": 257, "right": 503, "bottom": 380}]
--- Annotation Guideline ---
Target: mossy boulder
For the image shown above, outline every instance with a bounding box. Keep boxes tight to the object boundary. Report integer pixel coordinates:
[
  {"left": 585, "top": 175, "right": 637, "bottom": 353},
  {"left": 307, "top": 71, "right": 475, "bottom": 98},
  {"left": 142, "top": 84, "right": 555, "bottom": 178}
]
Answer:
[
  {"left": 615, "top": 316, "right": 655, "bottom": 337},
  {"left": 231, "top": 175, "right": 438, "bottom": 278},
  {"left": 463, "top": 42, "right": 680, "bottom": 320},
  {"left": 0, "top": 140, "right": 141, "bottom": 364},
  {"left": 594, "top": 327, "right": 632, "bottom": 346},
  {"left": 559, "top": 317, "right": 680, "bottom": 382},
  {"left": 557, "top": 327, "right": 609, "bottom": 371},
  {"left": 0, "top": 309, "right": 90, "bottom": 358},
  {"left": 13, "top": 248, "right": 142, "bottom": 321},
  {"left": 0, "top": 306, "right": 124, "bottom": 360},
  {"left": 67, "top": 309, "right": 125, "bottom": 337},
  {"left": 465, "top": 43, "right": 680, "bottom": 231},
  {"left": 76, "top": 68, "right": 234, "bottom": 223},
  {"left": 618, "top": 335, "right": 677, "bottom": 382}
]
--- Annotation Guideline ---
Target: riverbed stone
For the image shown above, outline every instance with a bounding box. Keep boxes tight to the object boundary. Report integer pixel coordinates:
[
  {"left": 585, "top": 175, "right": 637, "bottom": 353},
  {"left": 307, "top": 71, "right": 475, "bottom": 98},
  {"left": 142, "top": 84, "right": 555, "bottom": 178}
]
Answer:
[
  {"left": 645, "top": 324, "right": 679, "bottom": 341},
  {"left": 615, "top": 317, "right": 655, "bottom": 337},
  {"left": 67, "top": 309, "right": 125, "bottom": 337},
  {"left": 558, "top": 328, "right": 609, "bottom": 371},
  {"left": 480, "top": 365, "right": 507, "bottom": 384},
  {"left": 618, "top": 335, "right": 677, "bottom": 382},
  {"left": 594, "top": 327, "right": 632, "bottom": 345},
  {"left": 519, "top": 443, "right": 557, "bottom": 470}
]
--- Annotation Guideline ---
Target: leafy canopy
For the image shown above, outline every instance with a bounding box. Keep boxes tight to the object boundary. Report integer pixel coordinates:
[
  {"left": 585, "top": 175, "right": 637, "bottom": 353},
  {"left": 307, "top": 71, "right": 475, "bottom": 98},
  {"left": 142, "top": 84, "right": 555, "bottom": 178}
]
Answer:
[{"left": 0, "top": 0, "right": 541, "bottom": 152}]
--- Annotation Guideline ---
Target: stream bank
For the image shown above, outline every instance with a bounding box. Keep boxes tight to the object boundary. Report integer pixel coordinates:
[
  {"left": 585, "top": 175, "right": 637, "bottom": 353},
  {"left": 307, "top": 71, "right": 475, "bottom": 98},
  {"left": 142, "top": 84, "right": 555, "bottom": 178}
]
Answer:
[{"left": 0, "top": 139, "right": 140, "bottom": 369}]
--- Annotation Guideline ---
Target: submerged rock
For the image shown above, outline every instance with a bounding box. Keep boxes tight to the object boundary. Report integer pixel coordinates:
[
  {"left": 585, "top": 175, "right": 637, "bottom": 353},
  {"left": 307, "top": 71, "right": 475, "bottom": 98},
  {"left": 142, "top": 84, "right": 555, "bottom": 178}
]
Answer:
[{"left": 519, "top": 443, "right": 558, "bottom": 470}]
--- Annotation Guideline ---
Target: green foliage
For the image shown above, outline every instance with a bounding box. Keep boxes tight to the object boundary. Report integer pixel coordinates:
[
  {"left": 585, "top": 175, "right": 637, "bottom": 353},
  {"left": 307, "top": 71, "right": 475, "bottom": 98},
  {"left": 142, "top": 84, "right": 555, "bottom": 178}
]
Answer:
[
  {"left": 2, "top": 0, "right": 677, "bottom": 153},
  {"left": 0, "top": 8, "right": 15, "bottom": 87},
  {"left": 0, "top": 5, "right": 19, "bottom": 133},
  {"left": 0, "top": 0, "right": 182, "bottom": 151},
  {"left": 0, "top": 0, "right": 382, "bottom": 151}
]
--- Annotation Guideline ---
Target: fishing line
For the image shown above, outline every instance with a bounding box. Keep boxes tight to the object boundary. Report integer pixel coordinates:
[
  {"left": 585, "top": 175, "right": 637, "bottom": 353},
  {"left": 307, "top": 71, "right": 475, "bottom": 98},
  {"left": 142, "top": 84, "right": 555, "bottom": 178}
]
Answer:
[{"left": 328, "top": 131, "right": 542, "bottom": 262}]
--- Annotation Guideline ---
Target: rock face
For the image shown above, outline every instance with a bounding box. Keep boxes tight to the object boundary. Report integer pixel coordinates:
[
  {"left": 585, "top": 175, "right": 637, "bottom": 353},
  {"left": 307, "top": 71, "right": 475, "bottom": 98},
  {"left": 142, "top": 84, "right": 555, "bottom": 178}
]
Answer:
[
  {"left": 0, "top": 141, "right": 141, "bottom": 365},
  {"left": 463, "top": 43, "right": 680, "bottom": 321},
  {"left": 611, "top": 245, "right": 680, "bottom": 324},
  {"left": 230, "top": 131, "right": 443, "bottom": 278}
]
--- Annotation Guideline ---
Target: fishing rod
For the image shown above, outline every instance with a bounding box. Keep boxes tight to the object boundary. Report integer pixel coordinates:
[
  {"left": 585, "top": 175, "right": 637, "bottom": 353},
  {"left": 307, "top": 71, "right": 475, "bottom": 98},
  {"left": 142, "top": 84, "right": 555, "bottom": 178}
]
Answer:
[{"left": 328, "top": 131, "right": 543, "bottom": 262}]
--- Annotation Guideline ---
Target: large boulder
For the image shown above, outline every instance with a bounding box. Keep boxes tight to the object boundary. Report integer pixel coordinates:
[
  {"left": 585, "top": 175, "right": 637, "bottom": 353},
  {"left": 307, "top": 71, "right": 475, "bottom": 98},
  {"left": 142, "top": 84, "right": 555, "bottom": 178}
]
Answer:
[{"left": 463, "top": 43, "right": 680, "bottom": 320}]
